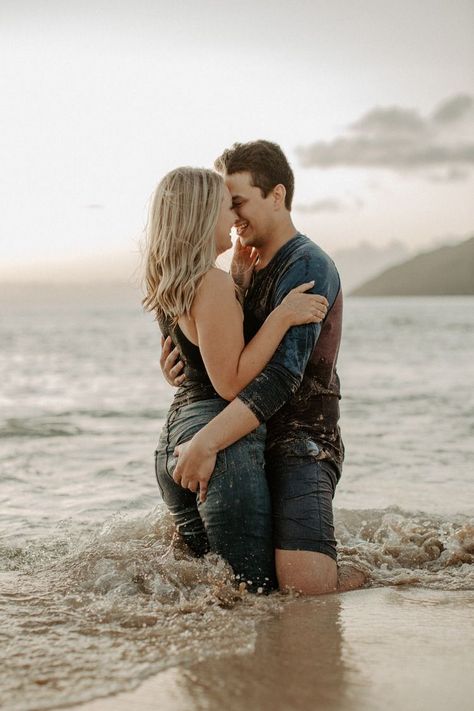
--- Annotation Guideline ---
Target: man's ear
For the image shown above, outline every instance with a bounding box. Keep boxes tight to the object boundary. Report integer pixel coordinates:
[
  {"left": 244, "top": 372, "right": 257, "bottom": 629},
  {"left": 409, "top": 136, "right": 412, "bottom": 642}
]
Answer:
[{"left": 272, "top": 184, "right": 286, "bottom": 210}]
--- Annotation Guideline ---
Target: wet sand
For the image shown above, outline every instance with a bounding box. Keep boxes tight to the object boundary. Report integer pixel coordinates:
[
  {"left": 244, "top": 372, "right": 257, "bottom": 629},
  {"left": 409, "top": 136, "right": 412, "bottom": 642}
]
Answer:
[{"left": 67, "top": 587, "right": 474, "bottom": 711}]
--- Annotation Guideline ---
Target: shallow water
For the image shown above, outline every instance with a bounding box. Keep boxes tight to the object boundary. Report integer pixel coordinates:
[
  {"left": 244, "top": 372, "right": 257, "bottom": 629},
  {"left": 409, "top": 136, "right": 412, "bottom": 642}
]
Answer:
[
  {"left": 72, "top": 588, "right": 474, "bottom": 711},
  {"left": 1, "top": 290, "right": 473, "bottom": 710}
]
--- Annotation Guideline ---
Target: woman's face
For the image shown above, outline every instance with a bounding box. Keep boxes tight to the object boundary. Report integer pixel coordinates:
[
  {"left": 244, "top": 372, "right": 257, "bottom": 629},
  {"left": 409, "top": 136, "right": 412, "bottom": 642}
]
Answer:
[{"left": 214, "top": 186, "right": 236, "bottom": 255}]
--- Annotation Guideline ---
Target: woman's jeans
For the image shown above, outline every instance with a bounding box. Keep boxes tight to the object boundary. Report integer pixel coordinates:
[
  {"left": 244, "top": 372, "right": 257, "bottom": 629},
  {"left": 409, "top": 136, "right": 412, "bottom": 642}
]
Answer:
[{"left": 155, "top": 398, "right": 276, "bottom": 592}]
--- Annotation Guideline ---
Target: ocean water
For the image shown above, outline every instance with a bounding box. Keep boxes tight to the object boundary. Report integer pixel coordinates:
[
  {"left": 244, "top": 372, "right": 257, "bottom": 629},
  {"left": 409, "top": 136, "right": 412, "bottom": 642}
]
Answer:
[{"left": 1, "top": 289, "right": 473, "bottom": 710}]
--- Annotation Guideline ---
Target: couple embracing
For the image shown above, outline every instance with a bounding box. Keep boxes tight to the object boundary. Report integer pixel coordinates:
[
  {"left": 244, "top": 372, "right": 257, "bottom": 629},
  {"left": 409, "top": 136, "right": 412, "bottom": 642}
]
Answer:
[{"left": 143, "top": 140, "right": 363, "bottom": 595}]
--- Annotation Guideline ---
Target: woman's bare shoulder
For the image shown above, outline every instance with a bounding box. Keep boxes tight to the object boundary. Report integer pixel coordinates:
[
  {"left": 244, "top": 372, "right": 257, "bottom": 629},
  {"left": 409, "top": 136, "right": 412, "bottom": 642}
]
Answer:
[
  {"left": 199, "top": 267, "right": 234, "bottom": 293},
  {"left": 192, "top": 268, "right": 236, "bottom": 315}
]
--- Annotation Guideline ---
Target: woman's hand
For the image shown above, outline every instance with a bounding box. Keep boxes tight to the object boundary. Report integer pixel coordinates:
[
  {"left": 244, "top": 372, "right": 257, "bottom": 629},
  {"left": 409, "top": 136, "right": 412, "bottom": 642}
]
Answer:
[
  {"left": 278, "top": 282, "right": 329, "bottom": 326},
  {"left": 230, "top": 237, "right": 258, "bottom": 292},
  {"left": 173, "top": 433, "right": 218, "bottom": 503}
]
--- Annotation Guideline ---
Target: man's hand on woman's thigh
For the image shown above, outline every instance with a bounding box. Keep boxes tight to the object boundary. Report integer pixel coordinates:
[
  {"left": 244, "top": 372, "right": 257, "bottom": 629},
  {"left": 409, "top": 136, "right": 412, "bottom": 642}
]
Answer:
[{"left": 172, "top": 435, "right": 217, "bottom": 503}]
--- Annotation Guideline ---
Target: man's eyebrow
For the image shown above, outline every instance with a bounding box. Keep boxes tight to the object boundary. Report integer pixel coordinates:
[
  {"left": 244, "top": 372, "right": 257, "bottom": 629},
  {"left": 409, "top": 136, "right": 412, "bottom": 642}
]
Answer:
[{"left": 231, "top": 194, "right": 244, "bottom": 201}]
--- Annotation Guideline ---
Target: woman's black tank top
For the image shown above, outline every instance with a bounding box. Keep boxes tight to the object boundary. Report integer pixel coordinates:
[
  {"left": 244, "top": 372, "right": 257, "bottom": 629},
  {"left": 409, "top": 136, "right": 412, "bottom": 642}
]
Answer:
[{"left": 158, "top": 315, "right": 220, "bottom": 410}]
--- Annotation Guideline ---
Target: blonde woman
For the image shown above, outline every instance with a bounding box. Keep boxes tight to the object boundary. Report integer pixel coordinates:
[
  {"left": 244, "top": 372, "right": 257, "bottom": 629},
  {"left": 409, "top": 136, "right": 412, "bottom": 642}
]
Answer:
[{"left": 143, "top": 167, "right": 328, "bottom": 592}]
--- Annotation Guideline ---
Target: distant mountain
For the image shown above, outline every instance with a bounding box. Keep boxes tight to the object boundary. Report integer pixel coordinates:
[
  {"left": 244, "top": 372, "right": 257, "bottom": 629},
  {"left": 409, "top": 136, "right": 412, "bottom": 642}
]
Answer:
[
  {"left": 332, "top": 241, "right": 408, "bottom": 293},
  {"left": 351, "top": 236, "right": 474, "bottom": 296}
]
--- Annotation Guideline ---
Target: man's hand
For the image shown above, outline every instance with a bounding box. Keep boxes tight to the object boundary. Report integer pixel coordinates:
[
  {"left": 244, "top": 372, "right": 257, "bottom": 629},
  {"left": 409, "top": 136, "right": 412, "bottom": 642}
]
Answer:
[
  {"left": 160, "top": 335, "right": 186, "bottom": 387},
  {"left": 230, "top": 235, "right": 258, "bottom": 292},
  {"left": 172, "top": 433, "right": 218, "bottom": 503}
]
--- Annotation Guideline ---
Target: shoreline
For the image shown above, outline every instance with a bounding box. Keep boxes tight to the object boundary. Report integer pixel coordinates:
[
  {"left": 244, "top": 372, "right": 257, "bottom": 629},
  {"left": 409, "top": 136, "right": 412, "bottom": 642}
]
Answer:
[{"left": 65, "top": 586, "right": 474, "bottom": 711}]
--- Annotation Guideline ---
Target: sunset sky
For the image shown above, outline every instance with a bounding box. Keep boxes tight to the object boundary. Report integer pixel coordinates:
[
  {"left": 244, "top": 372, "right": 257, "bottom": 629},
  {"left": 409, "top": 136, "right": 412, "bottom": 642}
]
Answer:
[{"left": 1, "top": 0, "right": 473, "bottom": 281}]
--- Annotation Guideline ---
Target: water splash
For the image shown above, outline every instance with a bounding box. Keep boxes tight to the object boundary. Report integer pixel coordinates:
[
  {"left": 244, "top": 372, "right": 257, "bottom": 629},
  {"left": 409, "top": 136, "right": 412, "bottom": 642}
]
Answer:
[
  {"left": 0, "top": 509, "right": 279, "bottom": 711},
  {"left": 1, "top": 506, "right": 473, "bottom": 710},
  {"left": 337, "top": 506, "right": 474, "bottom": 589}
]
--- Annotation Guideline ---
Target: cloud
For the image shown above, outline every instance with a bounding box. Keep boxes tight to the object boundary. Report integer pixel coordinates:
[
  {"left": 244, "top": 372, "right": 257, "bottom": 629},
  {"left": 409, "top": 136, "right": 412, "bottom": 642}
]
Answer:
[
  {"left": 432, "top": 94, "right": 474, "bottom": 124},
  {"left": 296, "top": 94, "right": 474, "bottom": 179},
  {"left": 428, "top": 167, "right": 471, "bottom": 183},
  {"left": 294, "top": 197, "right": 364, "bottom": 214},
  {"left": 350, "top": 107, "right": 425, "bottom": 136}
]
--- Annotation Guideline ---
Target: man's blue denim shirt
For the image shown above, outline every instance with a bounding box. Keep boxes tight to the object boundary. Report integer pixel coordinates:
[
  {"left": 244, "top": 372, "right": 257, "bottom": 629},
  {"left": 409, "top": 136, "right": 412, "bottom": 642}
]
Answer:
[{"left": 239, "top": 233, "right": 344, "bottom": 471}]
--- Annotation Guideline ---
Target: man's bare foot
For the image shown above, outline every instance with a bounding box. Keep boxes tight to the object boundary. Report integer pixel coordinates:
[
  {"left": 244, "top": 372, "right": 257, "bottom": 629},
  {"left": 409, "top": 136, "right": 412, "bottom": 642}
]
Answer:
[{"left": 337, "top": 564, "right": 367, "bottom": 592}]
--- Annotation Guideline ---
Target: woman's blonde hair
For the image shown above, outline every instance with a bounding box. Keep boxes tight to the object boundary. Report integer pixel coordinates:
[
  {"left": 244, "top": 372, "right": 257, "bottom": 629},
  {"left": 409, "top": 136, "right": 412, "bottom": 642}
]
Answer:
[{"left": 143, "top": 167, "right": 224, "bottom": 322}]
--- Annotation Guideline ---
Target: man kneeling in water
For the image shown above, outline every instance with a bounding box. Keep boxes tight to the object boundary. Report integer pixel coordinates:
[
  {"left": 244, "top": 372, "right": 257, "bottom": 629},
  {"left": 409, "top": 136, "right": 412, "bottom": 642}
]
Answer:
[{"left": 164, "top": 141, "right": 365, "bottom": 595}]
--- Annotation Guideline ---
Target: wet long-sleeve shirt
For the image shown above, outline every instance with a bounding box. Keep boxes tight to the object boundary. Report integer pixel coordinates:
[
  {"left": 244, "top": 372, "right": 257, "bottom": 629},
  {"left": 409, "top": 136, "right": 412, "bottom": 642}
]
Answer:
[{"left": 238, "top": 233, "right": 344, "bottom": 472}]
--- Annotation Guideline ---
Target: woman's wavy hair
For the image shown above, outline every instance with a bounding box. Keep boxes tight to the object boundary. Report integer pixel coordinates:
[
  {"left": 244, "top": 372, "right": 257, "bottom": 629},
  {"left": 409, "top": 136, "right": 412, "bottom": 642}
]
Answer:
[{"left": 143, "top": 167, "right": 224, "bottom": 323}]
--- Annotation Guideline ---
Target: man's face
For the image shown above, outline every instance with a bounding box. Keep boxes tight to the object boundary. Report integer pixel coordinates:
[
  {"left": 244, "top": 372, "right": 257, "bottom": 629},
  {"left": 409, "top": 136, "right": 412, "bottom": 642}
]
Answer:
[{"left": 225, "top": 171, "right": 273, "bottom": 248}]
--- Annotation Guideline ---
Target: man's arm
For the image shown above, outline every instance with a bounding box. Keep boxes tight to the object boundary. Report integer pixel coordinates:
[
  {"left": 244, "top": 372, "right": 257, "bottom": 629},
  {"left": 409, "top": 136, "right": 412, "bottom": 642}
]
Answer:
[
  {"left": 173, "top": 252, "right": 340, "bottom": 501},
  {"left": 237, "top": 254, "right": 339, "bottom": 421},
  {"left": 173, "top": 398, "right": 259, "bottom": 502}
]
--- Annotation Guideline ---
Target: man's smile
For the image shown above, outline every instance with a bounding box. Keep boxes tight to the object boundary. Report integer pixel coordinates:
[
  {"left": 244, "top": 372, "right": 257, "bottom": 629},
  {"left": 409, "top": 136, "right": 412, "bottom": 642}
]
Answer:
[{"left": 235, "top": 220, "right": 249, "bottom": 236}]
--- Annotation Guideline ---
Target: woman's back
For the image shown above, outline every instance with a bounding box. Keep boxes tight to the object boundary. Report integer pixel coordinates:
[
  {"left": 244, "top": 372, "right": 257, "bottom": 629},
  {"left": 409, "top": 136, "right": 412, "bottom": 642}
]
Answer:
[{"left": 158, "top": 312, "right": 220, "bottom": 410}]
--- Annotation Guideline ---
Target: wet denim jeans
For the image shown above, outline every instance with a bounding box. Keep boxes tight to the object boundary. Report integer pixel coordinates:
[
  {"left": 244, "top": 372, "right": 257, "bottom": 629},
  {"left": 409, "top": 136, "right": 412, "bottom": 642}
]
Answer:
[{"left": 155, "top": 398, "right": 277, "bottom": 592}]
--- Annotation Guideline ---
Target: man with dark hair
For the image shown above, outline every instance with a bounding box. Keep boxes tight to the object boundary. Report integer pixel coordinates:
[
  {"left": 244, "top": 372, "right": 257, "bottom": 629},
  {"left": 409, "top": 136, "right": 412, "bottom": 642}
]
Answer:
[
  {"left": 163, "top": 140, "right": 363, "bottom": 594},
  {"left": 214, "top": 140, "right": 295, "bottom": 210}
]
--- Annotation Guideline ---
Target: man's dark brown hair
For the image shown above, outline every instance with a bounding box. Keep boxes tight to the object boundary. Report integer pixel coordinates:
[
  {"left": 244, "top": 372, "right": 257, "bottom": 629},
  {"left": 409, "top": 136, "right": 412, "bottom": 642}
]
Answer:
[{"left": 214, "top": 140, "right": 295, "bottom": 210}]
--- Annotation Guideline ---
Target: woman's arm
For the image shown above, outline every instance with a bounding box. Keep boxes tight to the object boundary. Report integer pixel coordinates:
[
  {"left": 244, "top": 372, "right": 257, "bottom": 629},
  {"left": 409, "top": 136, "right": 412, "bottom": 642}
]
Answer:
[{"left": 190, "top": 268, "right": 326, "bottom": 401}]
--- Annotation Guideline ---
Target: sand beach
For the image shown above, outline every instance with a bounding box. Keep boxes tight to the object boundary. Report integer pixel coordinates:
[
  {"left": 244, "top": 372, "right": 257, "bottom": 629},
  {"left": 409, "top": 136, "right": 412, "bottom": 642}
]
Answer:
[{"left": 67, "top": 587, "right": 474, "bottom": 711}]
